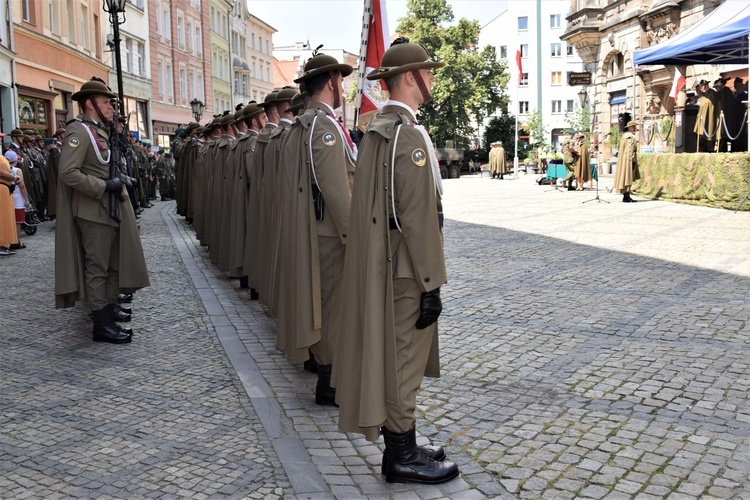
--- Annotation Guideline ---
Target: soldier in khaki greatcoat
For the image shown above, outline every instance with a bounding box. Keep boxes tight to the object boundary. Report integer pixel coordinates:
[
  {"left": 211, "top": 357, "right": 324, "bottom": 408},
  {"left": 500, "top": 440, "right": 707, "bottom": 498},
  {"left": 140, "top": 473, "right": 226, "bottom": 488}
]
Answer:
[
  {"left": 54, "top": 79, "right": 149, "bottom": 344},
  {"left": 275, "top": 48, "right": 356, "bottom": 406},
  {"left": 614, "top": 120, "right": 640, "bottom": 202},
  {"left": 332, "top": 39, "right": 459, "bottom": 485}
]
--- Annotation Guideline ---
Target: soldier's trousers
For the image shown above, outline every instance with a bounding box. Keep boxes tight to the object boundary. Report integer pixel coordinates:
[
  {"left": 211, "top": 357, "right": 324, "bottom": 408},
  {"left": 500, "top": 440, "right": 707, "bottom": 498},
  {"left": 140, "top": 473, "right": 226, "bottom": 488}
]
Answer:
[
  {"left": 383, "top": 277, "right": 436, "bottom": 434},
  {"left": 310, "top": 235, "right": 345, "bottom": 366},
  {"left": 75, "top": 218, "right": 120, "bottom": 310}
]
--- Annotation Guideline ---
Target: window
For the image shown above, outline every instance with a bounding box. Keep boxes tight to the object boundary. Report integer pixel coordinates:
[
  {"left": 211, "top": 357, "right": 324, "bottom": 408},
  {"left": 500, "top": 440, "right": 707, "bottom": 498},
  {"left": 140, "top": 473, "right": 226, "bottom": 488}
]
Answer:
[
  {"left": 609, "top": 53, "right": 624, "bottom": 78},
  {"left": 520, "top": 73, "right": 529, "bottom": 86},
  {"left": 500, "top": 45, "right": 507, "bottom": 59},
  {"left": 67, "top": 0, "right": 76, "bottom": 43},
  {"left": 551, "top": 71, "right": 562, "bottom": 85},
  {"left": 195, "top": 27, "right": 202, "bottom": 54},
  {"left": 189, "top": 71, "right": 195, "bottom": 99},
  {"left": 197, "top": 74, "right": 204, "bottom": 101},
  {"left": 187, "top": 22, "right": 193, "bottom": 51},
  {"left": 519, "top": 101, "right": 529, "bottom": 114},
  {"left": 80, "top": 6, "right": 88, "bottom": 49},
  {"left": 550, "top": 14, "right": 561, "bottom": 29},
  {"left": 566, "top": 44, "right": 574, "bottom": 57},
  {"left": 212, "top": 52, "right": 217, "bottom": 77},
  {"left": 518, "top": 16, "right": 528, "bottom": 31},
  {"left": 567, "top": 100, "right": 575, "bottom": 113},
  {"left": 137, "top": 42, "right": 146, "bottom": 76},
  {"left": 157, "top": 61, "right": 164, "bottom": 96},
  {"left": 125, "top": 38, "right": 133, "bottom": 73},
  {"left": 210, "top": 6, "right": 215, "bottom": 31},
  {"left": 49, "top": 0, "right": 59, "bottom": 35},
  {"left": 551, "top": 43, "right": 561, "bottom": 57},
  {"left": 156, "top": 1, "right": 162, "bottom": 35},
  {"left": 234, "top": 71, "right": 240, "bottom": 92},
  {"left": 163, "top": 7, "right": 171, "bottom": 41},
  {"left": 259, "top": 36, "right": 262, "bottom": 52},
  {"left": 179, "top": 68, "right": 187, "bottom": 100},
  {"left": 251, "top": 33, "right": 255, "bottom": 49},
  {"left": 22, "top": 0, "right": 31, "bottom": 22},
  {"left": 266, "top": 40, "right": 269, "bottom": 55},
  {"left": 177, "top": 14, "right": 184, "bottom": 45},
  {"left": 552, "top": 100, "right": 562, "bottom": 113},
  {"left": 239, "top": 36, "right": 246, "bottom": 58},
  {"left": 252, "top": 61, "right": 256, "bottom": 78},
  {"left": 520, "top": 44, "right": 529, "bottom": 58},
  {"left": 266, "top": 66, "right": 270, "bottom": 83},
  {"left": 242, "top": 75, "right": 248, "bottom": 95},
  {"left": 166, "top": 63, "right": 174, "bottom": 99},
  {"left": 232, "top": 33, "right": 238, "bottom": 54}
]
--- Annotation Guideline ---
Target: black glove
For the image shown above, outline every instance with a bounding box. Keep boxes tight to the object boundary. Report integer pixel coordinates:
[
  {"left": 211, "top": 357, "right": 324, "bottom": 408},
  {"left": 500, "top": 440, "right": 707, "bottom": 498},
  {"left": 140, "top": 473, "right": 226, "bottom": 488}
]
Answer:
[
  {"left": 416, "top": 288, "right": 442, "bottom": 330},
  {"left": 104, "top": 178, "right": 123, "bottom": 192}
]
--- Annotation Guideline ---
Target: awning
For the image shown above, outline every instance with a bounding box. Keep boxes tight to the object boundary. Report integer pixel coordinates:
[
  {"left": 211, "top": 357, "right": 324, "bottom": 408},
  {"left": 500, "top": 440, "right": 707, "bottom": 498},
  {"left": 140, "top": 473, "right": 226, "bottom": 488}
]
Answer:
[{"left": 633, "top": 0, "right": 750, "bottom": 66}]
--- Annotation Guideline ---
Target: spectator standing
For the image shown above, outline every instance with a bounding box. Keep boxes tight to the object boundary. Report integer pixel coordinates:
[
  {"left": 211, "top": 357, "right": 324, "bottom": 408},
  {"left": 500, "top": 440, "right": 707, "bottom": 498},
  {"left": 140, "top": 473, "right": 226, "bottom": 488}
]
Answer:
[
  {"left": 0, "top": 149, "right": 19, "bottom": 255},
  {"left": 5, "top": 151, "right": 29, "bottom": 249}
]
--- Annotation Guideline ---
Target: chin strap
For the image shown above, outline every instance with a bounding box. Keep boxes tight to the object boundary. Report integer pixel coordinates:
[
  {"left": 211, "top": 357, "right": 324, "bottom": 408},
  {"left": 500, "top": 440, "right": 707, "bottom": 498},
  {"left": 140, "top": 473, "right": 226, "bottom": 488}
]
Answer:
[
  {"left": 89, "top": 97, "right": 112, "bottom": 127},
  {"left": 330, "top": 71, "right": 341, "bottom": 109},
  {"left": 411, "top": 70, "right": 431, "bottom": 103}
]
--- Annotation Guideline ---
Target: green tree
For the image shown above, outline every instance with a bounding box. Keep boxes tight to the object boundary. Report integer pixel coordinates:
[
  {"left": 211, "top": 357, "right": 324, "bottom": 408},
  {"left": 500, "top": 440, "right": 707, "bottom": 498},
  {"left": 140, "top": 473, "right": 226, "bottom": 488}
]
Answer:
[
  {"left": 396, "top": 0, "right": 509, "bottom": 148},
  {"left": 564, "top": 104, "right": 592, "bottom": 143},
  {"left": 480, "top": 113, "right": 515, "bottom": 163}
]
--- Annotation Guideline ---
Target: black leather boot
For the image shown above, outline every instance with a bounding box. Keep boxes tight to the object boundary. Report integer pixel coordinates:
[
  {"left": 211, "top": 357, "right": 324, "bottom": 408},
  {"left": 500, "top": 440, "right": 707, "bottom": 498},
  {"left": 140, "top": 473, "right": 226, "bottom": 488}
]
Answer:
[
  {"left": 106, "top": 303, "right": 131, "bottom": 322},
  {"left": 382, "top": 427, "right": 459, "bottom": 484},
  {"left": 303, "top": 350, "right": 318, "bottom": 374},
  {"left": 381, "top": 427, "right": 445, "bottom": 473},
  {"left": 116, "top": 304, "right": 132, "bottom": 314},
  {"left": 118, "top": 293, "right": 134, "bottom": 303},
  {"left": 92, "top": 308, "right": 132, "bottom": 344},
  {"left": 315, "top": 364, "right": 337, "bottom": 406},
  {"left": 239, "top": 276, "right": 249, "bottom": 289},
  {"left": 112, "top": 322, "right": 133, "bottom": 337},
  {"left": 250, "top": 288, "right": 259, "bottom": 300}
]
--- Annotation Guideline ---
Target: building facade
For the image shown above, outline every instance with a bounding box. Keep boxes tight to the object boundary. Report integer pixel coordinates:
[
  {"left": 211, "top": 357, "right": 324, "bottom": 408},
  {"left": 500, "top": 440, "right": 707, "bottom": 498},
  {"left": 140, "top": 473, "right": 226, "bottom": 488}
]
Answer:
[
  {"left": 12, "top": 0, "right": 108, "bottom": 136},
  {"left": 561, "top": 0, "right": 738, "bottom": 155},
  {"left": 209, "top": 0, "right": 232, "bottom": 114},
  {"left": 480, "top": 0, "right": 587, "bottom": 150},
  {"left": 0, "top": 0, "right": 16, "bottom": 135},
  {"left": 150, "top": 0, "right": 211, "bottom": 150},
  {"left": 109, "top": 0, "right": 152, "bottom": 141},
  {"left": 232, "top": 2, "right": 275, "bottom": 106}
]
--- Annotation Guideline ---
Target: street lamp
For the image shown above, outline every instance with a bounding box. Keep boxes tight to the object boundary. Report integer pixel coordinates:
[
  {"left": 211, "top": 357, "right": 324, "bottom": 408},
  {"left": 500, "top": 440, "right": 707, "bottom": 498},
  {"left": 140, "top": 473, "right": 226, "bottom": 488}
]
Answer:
[
  {"left": 103, "top": 0, "right": 127, "bottom": 113},
  {"left": 190, "top": 98, "right": 205, "bottom": 122},
  {"left": 578, "top": 87, "right": 589, "bottom": 108}
]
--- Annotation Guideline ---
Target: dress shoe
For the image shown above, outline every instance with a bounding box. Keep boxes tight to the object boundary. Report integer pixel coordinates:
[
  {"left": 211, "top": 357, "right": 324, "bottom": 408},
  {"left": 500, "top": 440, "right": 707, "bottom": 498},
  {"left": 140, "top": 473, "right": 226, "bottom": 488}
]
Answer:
[
  {"left": 250, "top": 288, "right": 259, "bottom": 300},
  {"left": 9, "top": 242, "right": 26, "bottom": 249},
  {"left": 116, "top": 304, "right": 132, "bottom": 314},
  {"left": 112, "top": 322, "right": 133, "bottom": 337},
  {"left": 91, "top": 308, "right": 131, "bottom": 344},
  {"left": 303, "top": 350, "right": 318, "bottom": 373},
  {"left": 239, "top": 276, "right": 249, "bottom": 289},
  {"left": 382, "top": 427, "right": 458, "bottom": 484},
  {"left": 106, "top": 303, "right": 131, "bottom": 322},
  {"left": 118, "top": 293, "right": 134, "bottom": 303}
]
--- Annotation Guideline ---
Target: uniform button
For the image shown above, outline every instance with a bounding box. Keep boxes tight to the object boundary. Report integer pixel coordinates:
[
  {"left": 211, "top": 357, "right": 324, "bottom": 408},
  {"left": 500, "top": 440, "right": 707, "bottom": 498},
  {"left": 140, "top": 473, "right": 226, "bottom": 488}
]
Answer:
[
  {"left": 372, "top": 217, "right": 376, "bottom": 223},
  {"left": 342, "top": 234, "right": 346, "bottom": 238},
  {"left": 424, "top": 277, "right": 430, "bottom": 282},
  {"left": 299, "top": 187, "right": 303, "bottom": 192}
]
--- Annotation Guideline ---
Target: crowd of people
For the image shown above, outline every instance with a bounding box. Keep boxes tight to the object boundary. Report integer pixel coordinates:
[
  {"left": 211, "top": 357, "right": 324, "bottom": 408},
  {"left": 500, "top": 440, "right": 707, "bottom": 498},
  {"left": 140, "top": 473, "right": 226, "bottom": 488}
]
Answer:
[
  {"left": 170, "top": 40, "right": 459, "bottom": 485},
  {"left": 692, "top": 76, "right": 748, "bottom": 153}
]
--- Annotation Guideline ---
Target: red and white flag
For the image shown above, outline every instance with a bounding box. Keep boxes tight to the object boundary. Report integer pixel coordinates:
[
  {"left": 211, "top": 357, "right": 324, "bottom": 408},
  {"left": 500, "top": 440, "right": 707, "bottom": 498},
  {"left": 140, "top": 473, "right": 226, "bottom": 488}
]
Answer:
[
  {"left": 516, "top": 49, "right": 523, "bottom": 82},
  {"left": 669, "top": 68, "right": 685, "bottom": 100},
  {"left": 357, "top": 0, "right": 389, "bottom": 117}
]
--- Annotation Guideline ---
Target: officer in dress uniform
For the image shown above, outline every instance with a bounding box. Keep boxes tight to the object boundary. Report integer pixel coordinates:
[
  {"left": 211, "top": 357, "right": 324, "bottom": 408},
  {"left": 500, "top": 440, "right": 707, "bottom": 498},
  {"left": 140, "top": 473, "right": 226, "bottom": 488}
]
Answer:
[
  {"left": 54, "top": 79, "right": 149, "bottom": 344},
  {"left": 275, "top": 47, "right": 356, "bottom": 407},
  {"left": 614, "top": 120, "right": 640, "bottom": 202},
  {"left": 332, "top": 39, "right": 459, "bottom": 485}
]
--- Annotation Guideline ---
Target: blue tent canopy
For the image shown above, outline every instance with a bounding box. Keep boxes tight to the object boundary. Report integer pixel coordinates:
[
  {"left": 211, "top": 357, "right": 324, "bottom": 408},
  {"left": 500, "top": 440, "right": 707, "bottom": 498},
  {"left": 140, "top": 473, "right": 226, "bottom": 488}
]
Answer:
[{"left": 633, "top": 0, "right": 750, "bottom": 66}]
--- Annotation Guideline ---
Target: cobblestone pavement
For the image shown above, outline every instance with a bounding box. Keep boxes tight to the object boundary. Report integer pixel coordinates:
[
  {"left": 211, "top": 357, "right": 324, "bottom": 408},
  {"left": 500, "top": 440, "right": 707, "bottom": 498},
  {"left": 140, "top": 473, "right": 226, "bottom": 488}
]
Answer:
[{"left": 1, "top": 172, "right": 749, "bottom": 499}]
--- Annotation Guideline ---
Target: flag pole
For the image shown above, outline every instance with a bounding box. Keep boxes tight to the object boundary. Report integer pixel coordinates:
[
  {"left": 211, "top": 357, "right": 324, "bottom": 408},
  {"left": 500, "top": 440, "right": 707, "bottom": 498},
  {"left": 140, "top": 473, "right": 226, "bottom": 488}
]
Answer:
[
  {"left": 514, "top": 83, "right": 519, "bottom": 179},
  {"left": 355, "top": 0, "right": 374, "bottom": 127}
]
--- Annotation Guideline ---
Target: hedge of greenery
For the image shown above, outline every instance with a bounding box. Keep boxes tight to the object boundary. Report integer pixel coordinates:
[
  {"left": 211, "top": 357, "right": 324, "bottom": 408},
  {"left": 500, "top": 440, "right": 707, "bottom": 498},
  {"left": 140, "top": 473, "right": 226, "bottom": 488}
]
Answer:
[{"left": 632, "top": 152, "right": 750, "bottom": 211}]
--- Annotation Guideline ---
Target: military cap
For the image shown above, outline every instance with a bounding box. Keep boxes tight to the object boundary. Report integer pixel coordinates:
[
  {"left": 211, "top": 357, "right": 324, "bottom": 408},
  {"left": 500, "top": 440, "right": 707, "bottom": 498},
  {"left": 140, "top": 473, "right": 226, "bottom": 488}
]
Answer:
[
  {"left": 567, "top": 129, "right": 575, "bottom": 135},
  {"left": 294, "top": 46, "right": 353, "bottom": 83},
  {"left": 72, "top": 78, "right": 118, "bottom": 101},
  {"left": 232, "top": 108, "right": 245, "bottom": 124},
  {"left": 367, "top": 38, "right": 444, "bottom": 80},
  {"left": 158, "top": 147, "right": 165, "bottom": 154},
  {"left": 270, "top": 87, "right": 298, "bottom": 104},
  {"left": 175, "top": 127, "right": 186, "bottom": 136},
  {"left": 165, "top": 153, "right": 173, "bottom": 158},
  {"left": 185, "top": 122, "right": 200, "bottom": 131},
  {"left": 43, "top": 138, "right": 55, "bottom": 145},
  {"left": 259, "top": 92, "right": 278, "bottom": 110},
  {"left": 53, "top": 129, "right": 65, "bottom": 138},
  {"left": 23, "top": 134, "right": 33, "bottom": 142},
  {"left": 625, "top": 120, "right": 638, "bottom": 129},
  {"left": 34, "top": 134, "right": 43, "bottom": 141},
  {"left": 239, "top": 101, "right": 262, "bottom": 118},
  {"left": 10, "top": 128, "right": 23, "bottom": 136}
]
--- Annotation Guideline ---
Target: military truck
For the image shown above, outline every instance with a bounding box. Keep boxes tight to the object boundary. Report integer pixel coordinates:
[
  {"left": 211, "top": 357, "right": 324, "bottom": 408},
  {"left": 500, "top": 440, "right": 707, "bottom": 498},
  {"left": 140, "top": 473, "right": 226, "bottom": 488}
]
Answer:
[{"left": 435, "top": 140, "right": 476, "bottom": 179}]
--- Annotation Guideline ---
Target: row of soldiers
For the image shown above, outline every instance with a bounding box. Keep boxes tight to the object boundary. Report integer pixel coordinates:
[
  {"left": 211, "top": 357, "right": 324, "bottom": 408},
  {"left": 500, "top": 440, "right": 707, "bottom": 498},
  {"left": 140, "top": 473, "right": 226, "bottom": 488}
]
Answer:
[
  {"left": 171, "top": 41, "right": 460, "bottom": 485},
  {"left": 692, "top": 76, "right": 748, "bottom": 153}
]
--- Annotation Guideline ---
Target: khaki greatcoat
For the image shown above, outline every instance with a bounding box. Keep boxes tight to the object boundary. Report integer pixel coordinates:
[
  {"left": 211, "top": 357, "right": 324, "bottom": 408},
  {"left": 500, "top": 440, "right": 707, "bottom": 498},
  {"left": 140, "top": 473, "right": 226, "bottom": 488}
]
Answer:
[{"left": 614, "top": 131, "right": 640, "bottom": 194}]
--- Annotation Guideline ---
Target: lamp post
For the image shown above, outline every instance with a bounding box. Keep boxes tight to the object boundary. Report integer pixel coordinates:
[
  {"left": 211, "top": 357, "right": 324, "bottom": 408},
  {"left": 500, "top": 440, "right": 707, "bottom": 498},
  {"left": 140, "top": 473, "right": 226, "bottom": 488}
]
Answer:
[
  {"left": 190, "top": 98, "right": 205, "bottom": 123},
  {"left": 103, "top": 0, "right": 127, "bottom": 114}
]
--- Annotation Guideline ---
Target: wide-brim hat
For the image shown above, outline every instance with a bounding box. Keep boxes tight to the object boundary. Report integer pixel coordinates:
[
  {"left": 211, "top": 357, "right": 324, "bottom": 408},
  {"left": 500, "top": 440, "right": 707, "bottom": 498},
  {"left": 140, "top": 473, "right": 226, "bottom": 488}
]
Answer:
[
  {"left": 10, "top": 128, "right": 23, "bottom": 136},
  {"left": 270, "top": 87, "right": 298, "bottom": 104},
  {"left": 72, "top": 80, "right": 118, "bottom": 102},
  {"left": 241, "top": 101, "right": 265, "bottom": 118},
  {"left": 294, "top": 53, "right": 353, "bottom": 84},
  {"left": 259, "top": 92, "right": 279, "bottom": 109},
  {"left": 185, "top": 122, "right": 200, "bottom": 132},
  {"left": 53, "top": 129, "right": 65, "bottom": 137},
  {"left": 366, "top": 41, "right": 444, "bottom": 80},
  {"left": 290, "top": 92, "right": 306, "bottom": 112},
  {"left": 219, "top": 113, "right": 235, "bottom": 127},
  {"left": 626, "top": 120, "right": 638, "bottom": 128}
]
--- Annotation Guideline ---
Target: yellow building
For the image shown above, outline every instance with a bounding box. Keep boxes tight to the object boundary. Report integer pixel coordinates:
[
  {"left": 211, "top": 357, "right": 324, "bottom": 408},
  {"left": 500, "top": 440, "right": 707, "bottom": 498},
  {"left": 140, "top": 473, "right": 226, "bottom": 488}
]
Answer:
[{"left": 209, "top": 0, "right": 232, "bottom": 114}]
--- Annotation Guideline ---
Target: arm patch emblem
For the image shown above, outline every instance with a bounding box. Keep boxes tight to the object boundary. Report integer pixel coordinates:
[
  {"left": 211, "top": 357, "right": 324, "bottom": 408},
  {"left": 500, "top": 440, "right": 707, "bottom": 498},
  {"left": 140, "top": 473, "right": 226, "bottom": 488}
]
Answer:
[
  {"left": 322, "top": 132, "right": 336, "bottom": 147},
  {"left": 68, "top": 137, "right": 80, "bottom": 148},
  {"left": 411, "top": 148, "right": 427, "bottom": 167}
]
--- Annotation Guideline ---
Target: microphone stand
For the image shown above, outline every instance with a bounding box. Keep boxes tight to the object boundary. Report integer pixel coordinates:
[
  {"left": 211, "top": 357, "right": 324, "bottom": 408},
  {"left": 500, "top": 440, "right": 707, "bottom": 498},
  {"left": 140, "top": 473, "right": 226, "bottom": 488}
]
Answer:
[{"left": 583, "top": 136, "right": 609, "bottom": 204}]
